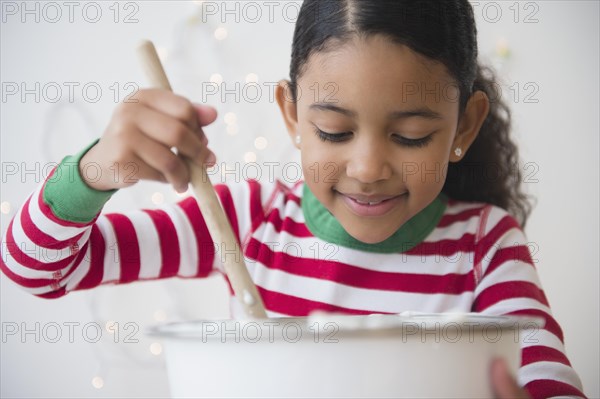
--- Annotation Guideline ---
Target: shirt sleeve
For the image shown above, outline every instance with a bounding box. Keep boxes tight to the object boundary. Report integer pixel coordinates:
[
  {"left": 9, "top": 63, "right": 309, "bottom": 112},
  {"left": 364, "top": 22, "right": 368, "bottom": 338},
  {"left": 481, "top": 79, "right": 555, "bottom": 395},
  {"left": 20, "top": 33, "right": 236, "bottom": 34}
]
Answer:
[
  {"left": 0, "top": 143, "right": 248, "bottom": 298},
  {"left": 471, "top": 205, "right": 586, "bottom": 398}
]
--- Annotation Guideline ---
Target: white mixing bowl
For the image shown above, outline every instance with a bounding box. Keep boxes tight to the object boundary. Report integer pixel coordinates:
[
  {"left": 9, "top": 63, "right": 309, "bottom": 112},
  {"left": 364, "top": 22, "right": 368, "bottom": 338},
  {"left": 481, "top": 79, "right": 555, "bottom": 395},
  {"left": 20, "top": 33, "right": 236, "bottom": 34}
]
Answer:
[{"left": 147, "top": 312, "right": 542, "bottom": 398}]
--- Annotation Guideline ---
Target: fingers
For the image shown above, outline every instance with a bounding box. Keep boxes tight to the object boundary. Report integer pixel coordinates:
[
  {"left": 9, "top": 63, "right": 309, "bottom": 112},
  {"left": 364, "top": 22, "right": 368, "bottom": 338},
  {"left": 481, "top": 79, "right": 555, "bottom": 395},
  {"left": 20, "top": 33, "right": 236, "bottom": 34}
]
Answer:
[
  {"left": 100, "top": 88, "right": 218, "bottom": 191},
  {"left": 134, "top": 89, "right": 200, "bottom": 130},
  {"left": 130, "top": 130, "right": 190, "bottom": 192},
  {"left": 192, "top": 104, "right": 217, "bottom": 164},
  {"left": 122, "top": 153, "right": 167, "bottom": 186},
  {"left": 194, "top": 104, "right": 216, "bottom": 148},
  {"left": 206, "top": 149, "right": 216, "bottom": 166},
  {"left": 132, "top": 105, "right": 210, "bottom": 167},
  {"left": 193, "top": 103, "right": 218, "bottom": 126},
  {"left": 490, "top": 358, "right": 530, "bottom": 399},
  {"left": 133, "top": 89, "right": 217, "bottom": 164},
  {"left": 133, "top": 89, "right": 218, "bottom": 130}
]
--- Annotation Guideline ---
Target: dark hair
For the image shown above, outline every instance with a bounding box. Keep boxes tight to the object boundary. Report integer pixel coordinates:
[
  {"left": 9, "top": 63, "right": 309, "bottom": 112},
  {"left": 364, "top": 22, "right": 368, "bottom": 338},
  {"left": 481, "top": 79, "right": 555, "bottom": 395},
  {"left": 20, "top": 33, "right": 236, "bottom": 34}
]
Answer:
[{"left": 288, "top": 0, "right": 532, "bottom": 226}]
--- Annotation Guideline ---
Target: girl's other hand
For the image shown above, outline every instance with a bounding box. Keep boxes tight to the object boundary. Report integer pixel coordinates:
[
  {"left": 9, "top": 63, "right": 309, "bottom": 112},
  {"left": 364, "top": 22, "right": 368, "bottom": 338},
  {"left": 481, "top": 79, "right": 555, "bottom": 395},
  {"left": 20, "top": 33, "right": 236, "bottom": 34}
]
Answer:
[
  {"left": 79, "top": 89, "right": 218, "bottom": 193},
  {"left": 491, "top": 358, "right": 531, "bottom": 399}
]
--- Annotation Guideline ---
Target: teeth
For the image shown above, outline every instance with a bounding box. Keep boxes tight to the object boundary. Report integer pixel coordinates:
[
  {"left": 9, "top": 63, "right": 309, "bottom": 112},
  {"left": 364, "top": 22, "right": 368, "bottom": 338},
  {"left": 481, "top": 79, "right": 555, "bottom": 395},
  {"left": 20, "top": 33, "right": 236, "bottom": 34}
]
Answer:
[{"left": 355, "top": 199, "right": 383, "bottom": 205}]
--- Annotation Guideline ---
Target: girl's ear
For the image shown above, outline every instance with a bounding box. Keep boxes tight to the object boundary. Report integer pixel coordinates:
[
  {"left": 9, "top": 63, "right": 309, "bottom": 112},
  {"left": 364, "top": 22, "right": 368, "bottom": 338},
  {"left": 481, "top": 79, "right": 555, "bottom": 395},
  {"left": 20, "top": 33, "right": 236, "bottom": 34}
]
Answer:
[
  {"left": 275, "top": 80, "right": 300, "bottom": 149},
  {"left": 451, "top": 90, "right": 490, "bottom": 162}
]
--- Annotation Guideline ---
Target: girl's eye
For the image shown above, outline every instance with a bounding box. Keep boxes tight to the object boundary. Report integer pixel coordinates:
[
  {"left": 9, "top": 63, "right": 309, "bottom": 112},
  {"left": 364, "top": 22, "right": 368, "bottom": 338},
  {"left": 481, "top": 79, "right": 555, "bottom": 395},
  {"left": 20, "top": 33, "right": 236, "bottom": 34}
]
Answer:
[
  {"left": 313, "top": 127, "right": 353, "bottom": 142},
  {"left": 313, "top": 125, "right": 434, "bottom": 148},
  {"left": 392, "top": 133, "right": 434, "bottom": 148}
]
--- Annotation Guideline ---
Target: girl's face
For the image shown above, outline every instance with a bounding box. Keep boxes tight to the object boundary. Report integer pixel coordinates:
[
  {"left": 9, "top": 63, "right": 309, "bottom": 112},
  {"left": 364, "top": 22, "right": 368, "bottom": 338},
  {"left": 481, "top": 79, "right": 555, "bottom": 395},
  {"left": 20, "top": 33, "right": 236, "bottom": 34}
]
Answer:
[{"left": 277, "top": 35, "right": 488, "bottom": 244}]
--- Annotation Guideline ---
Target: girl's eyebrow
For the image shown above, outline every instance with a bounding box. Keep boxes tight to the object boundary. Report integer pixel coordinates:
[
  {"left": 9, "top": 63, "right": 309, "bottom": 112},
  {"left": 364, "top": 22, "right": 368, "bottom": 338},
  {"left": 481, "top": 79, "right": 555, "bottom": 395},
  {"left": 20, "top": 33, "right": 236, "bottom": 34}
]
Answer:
[{"left": 309, "top": 102, "right": 443, "bottom": 120}]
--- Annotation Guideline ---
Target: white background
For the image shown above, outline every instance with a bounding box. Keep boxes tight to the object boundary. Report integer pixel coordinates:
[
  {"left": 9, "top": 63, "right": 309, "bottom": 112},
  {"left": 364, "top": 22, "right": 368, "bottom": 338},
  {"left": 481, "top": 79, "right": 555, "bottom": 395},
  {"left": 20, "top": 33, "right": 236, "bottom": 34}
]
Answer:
[{"left": 1, "top": 1, "right": 598, "bottom": 398}]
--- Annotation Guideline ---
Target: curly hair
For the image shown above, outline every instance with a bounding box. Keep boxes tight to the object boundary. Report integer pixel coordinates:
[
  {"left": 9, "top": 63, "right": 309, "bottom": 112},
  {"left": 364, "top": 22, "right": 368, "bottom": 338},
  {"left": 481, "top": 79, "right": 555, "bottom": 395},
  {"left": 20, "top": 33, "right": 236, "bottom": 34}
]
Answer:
[
  {"left": 288, "top": 0, "right": 533, "bottom": 226},
  {"left": 443, "top": 65, "right": 533, "bottom": 226}
]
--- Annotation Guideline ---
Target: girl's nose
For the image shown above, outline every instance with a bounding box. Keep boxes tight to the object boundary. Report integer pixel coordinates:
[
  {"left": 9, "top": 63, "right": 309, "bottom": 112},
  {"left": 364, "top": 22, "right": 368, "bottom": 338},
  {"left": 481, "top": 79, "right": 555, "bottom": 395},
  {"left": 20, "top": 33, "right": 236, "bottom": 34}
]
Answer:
[{"left": 345, "top": 140, "right": 393, "bottom": 184}]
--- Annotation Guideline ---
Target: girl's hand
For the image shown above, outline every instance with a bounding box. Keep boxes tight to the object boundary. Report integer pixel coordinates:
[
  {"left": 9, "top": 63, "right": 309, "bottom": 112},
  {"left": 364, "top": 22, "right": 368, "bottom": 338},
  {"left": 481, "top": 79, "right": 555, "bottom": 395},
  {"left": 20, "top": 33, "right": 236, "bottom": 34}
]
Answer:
[
  {"left": 491, "top": 358, "right": 531, "bottom": 399},
  {"left": 79, "top": 89, "right": 218, "bottom": 193}
]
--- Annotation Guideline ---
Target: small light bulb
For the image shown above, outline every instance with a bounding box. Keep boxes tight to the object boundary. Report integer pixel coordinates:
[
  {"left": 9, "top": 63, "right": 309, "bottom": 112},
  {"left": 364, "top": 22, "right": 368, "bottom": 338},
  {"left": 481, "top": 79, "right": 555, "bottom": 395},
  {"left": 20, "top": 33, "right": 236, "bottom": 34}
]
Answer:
[
  {"left": 244, "top": 152, "right": 257, "bottom": 163},
  {"left": 226, "top": 124, "right": 239, "bottom": 135},
  {"left": 254, "top": 136, "right": 268, "bottom": 150},
  {"left": 151, "top": 192, "right": 164, "bottom": 205},
  {"left": 224, "top": 112, "right": 237, "bottom": 125},
  {"left": 496, "top": 38, "right": 510, "bottom": 59},
  {"left": 153, "top": 309, "right": 167, "bottom": 321},
  {"left": 0, "top": 201, "right": 10, "bottom": 214},
  {"left": 214, "top": 27, "right": 228, "bottom": 40},
  {"left": 245, "top": 73, "right": 259, "bottom": 83},
  {"left": 150, "top": 342, "right": 163, "bottom": 355},
  {"left": 92, "top": 376, "right": 104, "bottom": 389},
  {"left": 210, "top": 73, "right": 223, "bottom": 85},
  {"left": 105, "top": 320, "right": 116, "bottom": 333}
]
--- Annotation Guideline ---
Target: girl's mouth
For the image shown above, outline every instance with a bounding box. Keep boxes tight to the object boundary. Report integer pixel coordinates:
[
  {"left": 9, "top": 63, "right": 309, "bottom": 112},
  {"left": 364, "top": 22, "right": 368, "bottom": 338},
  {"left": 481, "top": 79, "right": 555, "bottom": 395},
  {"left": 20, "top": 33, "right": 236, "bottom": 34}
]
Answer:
[{"left": 338, "top": 191, "right": 406, "bottom": 217}]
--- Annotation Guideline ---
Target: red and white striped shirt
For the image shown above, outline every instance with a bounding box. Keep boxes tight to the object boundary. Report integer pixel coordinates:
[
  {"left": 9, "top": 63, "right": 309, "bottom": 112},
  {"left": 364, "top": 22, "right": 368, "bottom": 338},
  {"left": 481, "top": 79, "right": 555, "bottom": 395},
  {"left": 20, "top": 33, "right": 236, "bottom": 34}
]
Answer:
[{"left": 0, "top": 169, "right": 586, "bottom": 398}]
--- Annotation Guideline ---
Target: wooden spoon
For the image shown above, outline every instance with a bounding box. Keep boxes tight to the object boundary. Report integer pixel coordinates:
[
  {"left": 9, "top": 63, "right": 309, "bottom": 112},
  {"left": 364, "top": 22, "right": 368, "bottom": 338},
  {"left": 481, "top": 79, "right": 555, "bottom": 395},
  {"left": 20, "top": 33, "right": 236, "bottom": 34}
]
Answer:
[{"left": 136, "top": 40, "right": 267, "bottom": 319}]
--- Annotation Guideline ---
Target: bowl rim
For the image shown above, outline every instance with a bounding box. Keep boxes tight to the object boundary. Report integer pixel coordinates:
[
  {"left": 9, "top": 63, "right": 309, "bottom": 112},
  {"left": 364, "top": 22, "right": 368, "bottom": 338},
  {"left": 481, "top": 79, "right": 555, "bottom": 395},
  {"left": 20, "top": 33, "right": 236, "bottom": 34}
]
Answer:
[{"left": 145, "top": 312, "right": 545, "bottom": 339}]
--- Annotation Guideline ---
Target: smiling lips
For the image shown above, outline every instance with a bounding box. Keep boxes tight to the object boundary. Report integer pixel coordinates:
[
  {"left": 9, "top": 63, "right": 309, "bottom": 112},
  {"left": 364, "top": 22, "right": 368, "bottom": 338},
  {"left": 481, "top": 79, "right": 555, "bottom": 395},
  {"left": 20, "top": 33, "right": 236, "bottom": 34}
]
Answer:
[{"left": 338, "top": 191, "right": 406, "bottom": 217}]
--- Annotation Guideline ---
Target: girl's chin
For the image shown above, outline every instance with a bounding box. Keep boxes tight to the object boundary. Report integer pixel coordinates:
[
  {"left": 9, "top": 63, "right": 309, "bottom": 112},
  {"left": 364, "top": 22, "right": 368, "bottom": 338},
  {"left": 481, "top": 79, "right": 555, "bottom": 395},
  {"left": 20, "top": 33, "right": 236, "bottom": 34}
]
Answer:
[
  {"left": 336, "top": 208, "right": 408, "bottom": 244},
  {"left": 343, "top": 225, "right": 397, "bottom": 244}
]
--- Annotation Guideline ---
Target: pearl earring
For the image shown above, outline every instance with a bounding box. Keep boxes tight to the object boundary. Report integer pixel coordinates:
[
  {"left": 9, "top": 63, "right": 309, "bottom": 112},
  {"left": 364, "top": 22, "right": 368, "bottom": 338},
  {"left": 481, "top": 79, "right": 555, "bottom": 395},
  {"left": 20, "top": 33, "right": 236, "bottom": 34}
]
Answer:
[
  {"left": 454, "top": 147, "right": 462, "bottom": 157},
  {"left": 295, "top": 135, "right": 301, "bottom": 145}
]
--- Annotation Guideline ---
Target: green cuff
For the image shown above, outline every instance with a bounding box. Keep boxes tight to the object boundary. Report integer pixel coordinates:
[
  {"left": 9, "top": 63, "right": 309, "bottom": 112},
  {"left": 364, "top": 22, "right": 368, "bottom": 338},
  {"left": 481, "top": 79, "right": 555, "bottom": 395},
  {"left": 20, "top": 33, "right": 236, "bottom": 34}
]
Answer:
[{"left": 43, "top": 140, "right": 117, "bottom": 223}]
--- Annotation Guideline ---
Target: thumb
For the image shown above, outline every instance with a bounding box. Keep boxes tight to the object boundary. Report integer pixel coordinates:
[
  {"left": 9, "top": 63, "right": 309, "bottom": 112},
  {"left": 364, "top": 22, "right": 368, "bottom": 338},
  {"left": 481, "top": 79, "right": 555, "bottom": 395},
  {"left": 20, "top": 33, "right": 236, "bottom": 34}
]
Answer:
[{"left": 490, "top": 357, "right": 529, "bottom": 399}]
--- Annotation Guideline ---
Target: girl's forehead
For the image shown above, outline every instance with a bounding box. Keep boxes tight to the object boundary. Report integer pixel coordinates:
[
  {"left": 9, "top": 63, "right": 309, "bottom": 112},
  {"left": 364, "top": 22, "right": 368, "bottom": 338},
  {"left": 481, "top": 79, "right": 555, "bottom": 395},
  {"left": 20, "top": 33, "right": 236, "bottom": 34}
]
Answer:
[
  {"left": 303, "top": 35, "right": 452, "bottom": 86},
  {"left": 298, "top": 36, "right": 458, "bottom": 111}
]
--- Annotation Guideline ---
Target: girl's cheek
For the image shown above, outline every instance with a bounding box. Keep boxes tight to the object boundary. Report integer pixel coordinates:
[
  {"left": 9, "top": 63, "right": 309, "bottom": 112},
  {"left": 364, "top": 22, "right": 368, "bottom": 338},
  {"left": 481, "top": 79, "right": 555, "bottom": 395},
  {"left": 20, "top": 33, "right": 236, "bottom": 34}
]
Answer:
[
  {"left": 397, "top": 148, "right": 449, "bottom": 188},
  {"left": 303, "top": 160, "right": 342, "bottom": 187}
]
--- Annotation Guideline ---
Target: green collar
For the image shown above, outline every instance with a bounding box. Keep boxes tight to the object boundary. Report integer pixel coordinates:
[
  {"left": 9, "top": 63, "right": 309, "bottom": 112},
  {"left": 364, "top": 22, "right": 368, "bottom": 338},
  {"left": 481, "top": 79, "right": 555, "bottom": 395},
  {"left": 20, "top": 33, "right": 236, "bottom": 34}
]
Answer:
[{"left": 301, "top": 183, "right": 447, "bottom": 253}]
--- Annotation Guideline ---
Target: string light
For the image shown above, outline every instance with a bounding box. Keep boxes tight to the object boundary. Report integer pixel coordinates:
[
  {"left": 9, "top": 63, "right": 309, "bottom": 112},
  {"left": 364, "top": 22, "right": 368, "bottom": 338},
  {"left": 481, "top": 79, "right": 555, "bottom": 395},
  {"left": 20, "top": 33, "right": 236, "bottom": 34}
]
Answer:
[
  {"left": 0, "top": 201, "right": 10, "bottom": 214},
  {"left": 187, "top": 14, "right": 200, "bottom": 25},
  {"left": 245, "top": 73, "right": 259, "bottom": 83},
  {"left": 244, "top": 152, "right": 257, "bottom": 163},
  {"left": 105, "top": 320, "right": 116, "bottom": 334},
  {"left": 226, "top": 124, "right": 239, "bottom": 135},
  {"left": 153, "top": 309, "right": 167, "bottom": 322},
  {"left": 151, "top": 192, "right": 165, "bottom": 205},
  {"left": 150, "top": 342, "right": 163, "bottom": 356},
  {"left": 224, "top": 112, "right": 237, "bottom": 125},
  {"left": 254, "top": 136, "right": 268, "bottom": 150},
  {"left": 91, "top": 376, "right": 104, "bottom": 389},
  {"left": 495, "top": 38, "right": 510, "bottom": 59},
  {"left": 214, "top": 26, "right": 228, "bottom": 40},
  {"left": 210, "top": 73, "right": 223, "bottom": 85},
  {"left": 225, "top": 112, "right": 239, "bottom": 136}
]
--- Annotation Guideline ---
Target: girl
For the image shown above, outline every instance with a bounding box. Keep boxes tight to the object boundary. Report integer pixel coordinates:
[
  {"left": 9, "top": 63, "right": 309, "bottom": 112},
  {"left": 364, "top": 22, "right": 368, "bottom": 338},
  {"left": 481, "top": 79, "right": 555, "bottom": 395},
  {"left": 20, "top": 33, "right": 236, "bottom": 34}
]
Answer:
[{"left": 1, "top": 0, "right": 586, "bottom": 397}]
